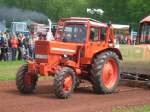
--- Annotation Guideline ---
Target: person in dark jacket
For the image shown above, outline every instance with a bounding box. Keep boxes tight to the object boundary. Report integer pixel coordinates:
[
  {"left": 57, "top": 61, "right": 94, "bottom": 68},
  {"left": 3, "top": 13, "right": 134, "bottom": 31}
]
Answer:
[
  {"left": 18, "top": 33, "right": 24, "bottom": 60},
  {"left": 0, "top": 32, "right": 9, "bottom": 61},
  {"left": 23, "top": 35, "right": 29, "bottom": 59},
  {"left": 0, "top": 39, "right": 8, "bottom": 61},
  {"left": 0, "top": 33, "right": 4, "bottom": 60}
]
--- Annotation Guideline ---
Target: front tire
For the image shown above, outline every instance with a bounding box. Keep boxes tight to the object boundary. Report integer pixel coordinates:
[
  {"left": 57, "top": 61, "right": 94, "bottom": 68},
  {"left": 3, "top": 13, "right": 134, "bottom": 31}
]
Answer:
[
  {"left": 91, "top": 51, "right": 121, "bottom": 94},
  {"left": 53, "top": 67, "right": 76, "bottom": 99},
  {"left": 16, "top": 64, "right": 38, "bottom": 94}
]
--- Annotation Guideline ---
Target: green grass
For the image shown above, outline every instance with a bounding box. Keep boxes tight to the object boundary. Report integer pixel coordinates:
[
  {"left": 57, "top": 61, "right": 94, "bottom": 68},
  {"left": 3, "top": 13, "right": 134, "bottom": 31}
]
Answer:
[
  {"left": 0, "top": 61, "right": 26, "bottom": 80},
  {"left": 0, "top": 61, "right": 52, "bottom": 81},
  {"left": 113, "top": 105, "right": 150, "bottom": 112}
]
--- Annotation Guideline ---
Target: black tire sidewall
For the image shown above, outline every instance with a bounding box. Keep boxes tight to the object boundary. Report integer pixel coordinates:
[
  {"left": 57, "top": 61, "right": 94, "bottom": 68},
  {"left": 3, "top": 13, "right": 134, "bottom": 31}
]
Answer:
[
  {"left": 16, "top": 64, "right": 37, "bottom": 93},
  {"left": 53, "top": 67, "right": 76, "bottom": 99}
]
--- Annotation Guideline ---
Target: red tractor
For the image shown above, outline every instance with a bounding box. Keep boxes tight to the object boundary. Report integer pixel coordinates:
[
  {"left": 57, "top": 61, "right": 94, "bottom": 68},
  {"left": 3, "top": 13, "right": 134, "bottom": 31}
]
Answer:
[{"left": 16, "top": 17, "right": 122, "bottom": 99}]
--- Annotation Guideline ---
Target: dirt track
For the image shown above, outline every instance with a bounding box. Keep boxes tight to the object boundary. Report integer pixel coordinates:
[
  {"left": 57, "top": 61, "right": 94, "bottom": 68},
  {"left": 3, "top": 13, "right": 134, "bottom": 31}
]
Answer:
[{"left": 0, "top": 80, "right": 150, "bottom": 112}]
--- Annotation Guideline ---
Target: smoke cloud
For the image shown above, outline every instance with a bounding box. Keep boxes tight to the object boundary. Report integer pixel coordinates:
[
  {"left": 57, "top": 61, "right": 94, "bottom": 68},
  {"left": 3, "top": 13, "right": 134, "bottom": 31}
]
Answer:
[{"left": 0, "top": 6, "right": 48, "bottom": 22}]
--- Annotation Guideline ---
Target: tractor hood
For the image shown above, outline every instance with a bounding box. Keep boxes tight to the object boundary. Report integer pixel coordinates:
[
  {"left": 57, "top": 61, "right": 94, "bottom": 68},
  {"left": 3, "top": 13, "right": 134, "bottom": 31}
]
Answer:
[
  {"left": 49, "top": 41, "right": 82, "bottom": 55},
  {"left": 35, "top": 40, "right": 83, "bottom": 65},
  {"left": 35, "top": 40, "right": 83, "bottom": 56}
]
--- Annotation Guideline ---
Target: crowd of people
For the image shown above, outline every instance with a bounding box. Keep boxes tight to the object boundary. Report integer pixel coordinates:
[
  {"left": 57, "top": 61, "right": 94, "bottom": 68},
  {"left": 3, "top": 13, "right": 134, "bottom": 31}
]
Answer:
[
  {"left": 0, "top": 32, "right": 37, "bottom": 61},
  {"left": 116, "top": 34, "right": 137, "bottom": 45}
]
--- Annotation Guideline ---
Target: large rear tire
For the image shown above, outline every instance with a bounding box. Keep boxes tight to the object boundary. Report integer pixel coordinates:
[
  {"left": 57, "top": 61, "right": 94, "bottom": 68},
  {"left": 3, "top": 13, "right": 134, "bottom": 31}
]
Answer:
[
  {"left": 91, "top": 51, "right": 121, "bottom": 94},
  {"left": 53, "top": 67, "right": 76, "bottom": 99},
  {"left": 16, "top": 64, "right": 38, "bottom": 94}
]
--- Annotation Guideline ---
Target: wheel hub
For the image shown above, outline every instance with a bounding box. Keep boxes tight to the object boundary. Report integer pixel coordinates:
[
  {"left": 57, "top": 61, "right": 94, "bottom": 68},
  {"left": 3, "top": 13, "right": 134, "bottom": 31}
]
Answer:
[
  {"left": 63, "top": 75, "right": 73, "bottom": 92},
  {"left": 102, "top": 58, "right": 118, "bottom": 89},
  {"left": 24, "top": 73, "right": 32, "bottom": 86}
]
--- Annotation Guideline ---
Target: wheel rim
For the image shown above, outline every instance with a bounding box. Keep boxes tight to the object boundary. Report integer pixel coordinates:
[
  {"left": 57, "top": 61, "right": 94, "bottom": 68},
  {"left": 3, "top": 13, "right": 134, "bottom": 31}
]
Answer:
[
  {"left": 24, "top": 72, "right": 32, "bottom": 86},
  {"left": 63, "top": 75, "right": 73, "bottom": 93},
  {"left": 102, "top": 58, "right": 118, "bottom": 89}
]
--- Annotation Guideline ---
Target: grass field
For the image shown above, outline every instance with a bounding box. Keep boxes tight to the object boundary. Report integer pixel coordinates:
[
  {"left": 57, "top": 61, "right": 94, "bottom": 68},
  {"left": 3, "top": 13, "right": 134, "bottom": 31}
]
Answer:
[
  {"left": 0, "top": 61, "right": 26, "bottom": 80},
  {"left": 0, "top": 60, "right": 51, "bottom": 81},
  {"left": 113, "top": 105, "right": 150, "bottom": 112}
]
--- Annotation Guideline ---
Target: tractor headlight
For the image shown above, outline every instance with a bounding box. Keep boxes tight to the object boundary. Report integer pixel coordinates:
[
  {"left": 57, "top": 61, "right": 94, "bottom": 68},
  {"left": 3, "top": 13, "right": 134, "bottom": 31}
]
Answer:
[{"left": 63, "top": 54, "right": 68, "bottom": 58}]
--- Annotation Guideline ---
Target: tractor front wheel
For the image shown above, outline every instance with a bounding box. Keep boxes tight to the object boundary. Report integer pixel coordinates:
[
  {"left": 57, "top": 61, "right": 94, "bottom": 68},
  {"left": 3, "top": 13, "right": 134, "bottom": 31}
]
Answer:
[
  {"left": 53, "top": 67, "right": 76, "bottom": 99},
  {"left": 16, "top": 64, "right": 38, "bottom": 94},
  {"left": 91, "top": 51, "right": 120, "bottom": 94}
]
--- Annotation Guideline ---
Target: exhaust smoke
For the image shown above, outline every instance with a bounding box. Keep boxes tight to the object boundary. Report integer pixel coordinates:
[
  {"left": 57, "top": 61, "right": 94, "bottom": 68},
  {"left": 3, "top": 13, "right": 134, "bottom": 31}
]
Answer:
[{"left": 0, "top": 6, "right": 48, "bottom": 22}]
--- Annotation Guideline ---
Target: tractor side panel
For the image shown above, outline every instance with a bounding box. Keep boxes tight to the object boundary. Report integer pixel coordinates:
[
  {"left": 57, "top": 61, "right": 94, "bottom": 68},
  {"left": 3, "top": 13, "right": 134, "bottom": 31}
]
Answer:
[{"left": 80, "top": 42, "right": 110, "bottom": 64}]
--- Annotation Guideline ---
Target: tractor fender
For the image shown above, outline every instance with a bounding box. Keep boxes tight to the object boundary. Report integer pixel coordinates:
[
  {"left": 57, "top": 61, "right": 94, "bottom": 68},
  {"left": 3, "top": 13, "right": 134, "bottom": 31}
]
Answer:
[
  {"left": 93, "top": 48, "right": 123, "bottom": 60},
  {"left": 63, "top": 64, "right": 81, "bottom": 75}
]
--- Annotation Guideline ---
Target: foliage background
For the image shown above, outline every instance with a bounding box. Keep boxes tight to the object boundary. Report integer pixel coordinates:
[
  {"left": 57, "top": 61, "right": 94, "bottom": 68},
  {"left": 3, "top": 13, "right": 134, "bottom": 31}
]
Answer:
[{"left": 0, "top": 0, "right": 149, "bottom": 30}]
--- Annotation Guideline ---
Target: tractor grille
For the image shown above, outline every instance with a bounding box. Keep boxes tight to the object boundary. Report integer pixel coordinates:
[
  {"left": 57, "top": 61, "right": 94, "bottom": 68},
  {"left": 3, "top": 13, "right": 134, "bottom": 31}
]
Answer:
[{"left": 35, "top": 41, "right": 50, "bottom": 63}]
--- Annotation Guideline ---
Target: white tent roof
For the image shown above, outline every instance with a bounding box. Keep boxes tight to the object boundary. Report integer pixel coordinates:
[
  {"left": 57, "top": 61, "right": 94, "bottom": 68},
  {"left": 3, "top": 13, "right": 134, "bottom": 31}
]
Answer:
[{"left": 112, "top": 24, "right": 129, "bottom": 29}]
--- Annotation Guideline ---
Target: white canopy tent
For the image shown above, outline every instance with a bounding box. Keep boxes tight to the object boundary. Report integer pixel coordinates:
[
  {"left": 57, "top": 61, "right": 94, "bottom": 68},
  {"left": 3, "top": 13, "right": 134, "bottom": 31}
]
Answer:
[
  {"left": 112, "top": 24, "right": 131, "bottom": 45},
  {"left": 112, "top": 24, "right": 129, "bottom": 30}
]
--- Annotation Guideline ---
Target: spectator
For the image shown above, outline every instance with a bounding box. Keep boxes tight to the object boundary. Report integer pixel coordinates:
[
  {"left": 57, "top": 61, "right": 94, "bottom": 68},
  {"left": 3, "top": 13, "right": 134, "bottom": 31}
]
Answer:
[
  {"left": 28, "top": 36, "right": 33, "bottom": 58},
  {"left": 18, "top": 33, "right": 24, "bottom": 60},
  {"left": 7, "top": 35, "right": 13, "bottom": 61},
  {"left": 127, "top": 37, "right": 131, "bottom": 45},
  {"left": 23, "top": 35, "right": 29, "bottom": 59},
  {"left": 10, "top": 34, "right": 18, "bottom": 60},
  {"left": 0, "top": 32, "right": 4, "bottom": 60},
  {"left": 0, "top": 38, "right": 8, "bottom": 61},
  {"left": 28, "top": 35, "right": 37, "bottom": 59},
  {"left": 0, "top": 32, "right": 4, "bottom": 46}
]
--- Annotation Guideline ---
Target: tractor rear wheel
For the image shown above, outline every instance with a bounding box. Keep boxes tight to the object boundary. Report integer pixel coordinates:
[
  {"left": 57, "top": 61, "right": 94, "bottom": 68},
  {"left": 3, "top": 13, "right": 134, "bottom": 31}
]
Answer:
[
  {"left": 91, "top": 51, "right": 120, "bottom": 94},
  {"left": 16, "top": 64, "right": 38, "bottom": 94},
  {"left": 53, "top": 67, "right": 76, "bottom": 99}
]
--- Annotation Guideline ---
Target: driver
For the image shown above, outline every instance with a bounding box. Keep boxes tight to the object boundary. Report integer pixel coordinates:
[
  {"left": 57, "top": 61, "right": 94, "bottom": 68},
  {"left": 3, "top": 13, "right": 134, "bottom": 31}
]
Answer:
[
  {"left": 71, "top": 27, "right": 86, "bottom": 43},
  {"left": 63, "top": 33, "right": 72, "bottom": 42}
]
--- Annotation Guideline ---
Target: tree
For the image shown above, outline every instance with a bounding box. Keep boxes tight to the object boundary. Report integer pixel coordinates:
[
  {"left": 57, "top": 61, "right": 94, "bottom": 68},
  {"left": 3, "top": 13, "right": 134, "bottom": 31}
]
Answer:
[{"left": 0, "top": 0, "right": 149, "bottom": 29}]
